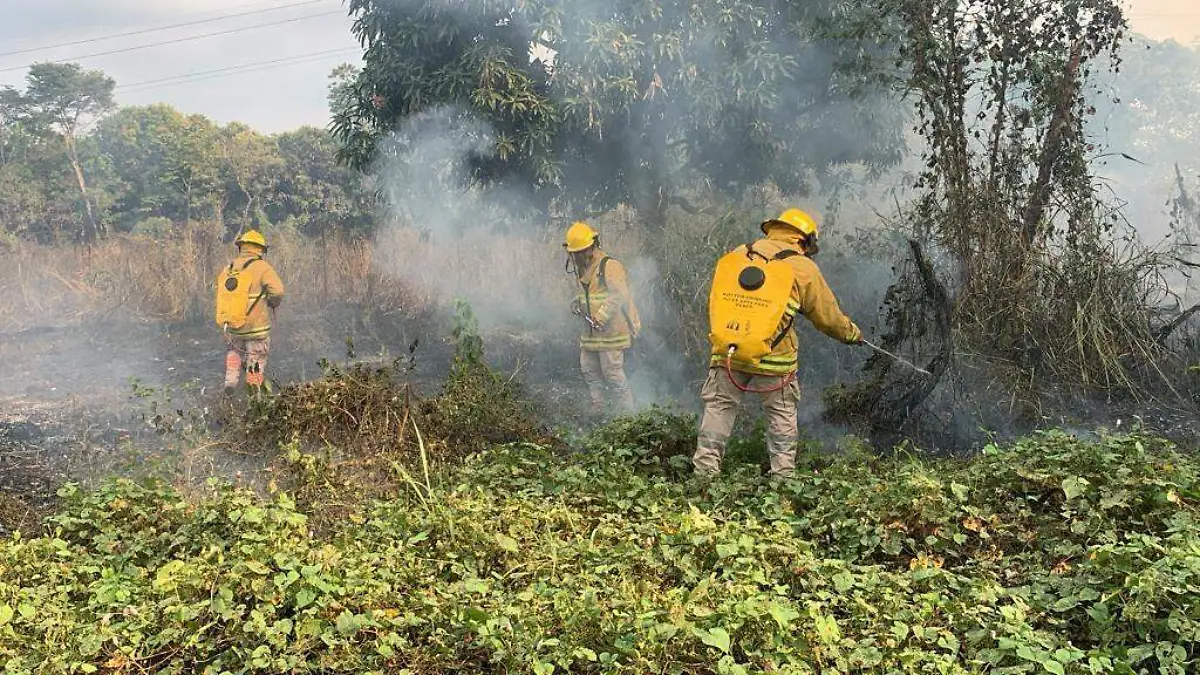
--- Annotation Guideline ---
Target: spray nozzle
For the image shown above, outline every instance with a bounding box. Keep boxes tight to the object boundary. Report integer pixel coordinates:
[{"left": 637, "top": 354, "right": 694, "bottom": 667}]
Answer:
[{"left": 861, "top": 339, "right": 932, "bottom": 376}]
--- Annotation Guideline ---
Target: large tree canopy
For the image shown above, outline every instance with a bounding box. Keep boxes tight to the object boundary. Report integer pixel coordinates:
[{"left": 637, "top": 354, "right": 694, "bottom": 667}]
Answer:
[
  {"left": 2, "top": 62, "right": 116, "bottom": 241},
  {"left": 332, "top": 0, "right": 908, "bottom": 229},
  {"left": 2, "top": 65, "right": 376, "bottom": 243}
]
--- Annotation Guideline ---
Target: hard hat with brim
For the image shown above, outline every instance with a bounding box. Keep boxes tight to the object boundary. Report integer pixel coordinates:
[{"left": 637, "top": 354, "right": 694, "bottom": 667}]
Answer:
[
  {"left": 761, "top": 208, "right": 819, "bottom": 239},
  {"left": 236, "top": 230, "right": 268, "bottom": 249},
  {"left": 564, "top": 221, "right": 599, "bottom": 253}
]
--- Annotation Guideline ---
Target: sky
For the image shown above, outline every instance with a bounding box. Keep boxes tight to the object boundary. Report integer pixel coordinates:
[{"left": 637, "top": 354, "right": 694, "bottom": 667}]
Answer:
[
  {"left": 0, "top": 0, "right": 1197, "bottom": 133},
  {"left": 0, "top": 0, "right": 360, "bottom": 132}
]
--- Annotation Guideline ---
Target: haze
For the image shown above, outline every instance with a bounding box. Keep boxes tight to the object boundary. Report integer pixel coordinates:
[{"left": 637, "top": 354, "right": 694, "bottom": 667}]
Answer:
[{"left": 0, "top": 0, "right": 1195, "bottom": 132}]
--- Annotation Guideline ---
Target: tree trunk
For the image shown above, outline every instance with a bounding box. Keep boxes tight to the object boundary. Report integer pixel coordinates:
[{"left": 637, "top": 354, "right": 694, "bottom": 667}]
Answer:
[
  {"left": 1019, "top": 41, "right": 1084, "bottom": 248},
  {"left": 183, "top": 181, "right": 193, "bottom": 226},
  {"left": 65, "top": 135, "right": 100, "bottom": 243}
]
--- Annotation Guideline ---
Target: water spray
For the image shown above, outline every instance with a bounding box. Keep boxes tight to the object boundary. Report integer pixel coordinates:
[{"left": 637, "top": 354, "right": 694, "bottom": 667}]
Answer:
[{"left": 862, "top": 339, "right": 933, "bottom": 377}]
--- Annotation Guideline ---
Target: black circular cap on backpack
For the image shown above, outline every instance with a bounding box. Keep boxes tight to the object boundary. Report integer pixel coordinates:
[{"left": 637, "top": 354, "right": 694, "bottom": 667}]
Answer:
[
  {"left": 738, "top": 266, "right": 766, "bottom": 291},
  {"left": 224, "top": 277, "right": 239, "bottom": 291}
]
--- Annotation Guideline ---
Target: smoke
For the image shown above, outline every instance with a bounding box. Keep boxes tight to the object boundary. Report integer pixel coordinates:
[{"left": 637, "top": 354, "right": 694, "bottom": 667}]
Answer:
[
  {"left": 369, "top": 106, "right": 568, "bottom": 331},
  {"left": 367, "top": 105, "right": 705, "bottom": 411},
  {"left": 357, "top": 0, "right": 927, "bottom": 427}
]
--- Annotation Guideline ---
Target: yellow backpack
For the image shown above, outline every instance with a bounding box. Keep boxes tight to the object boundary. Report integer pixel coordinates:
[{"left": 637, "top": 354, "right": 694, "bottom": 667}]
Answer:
[
  {"left": 708, "top": 243, "right": 801, "bottom": 365},
  {"left": 214, "top": 257, "right": 264, "bottom": 330}
]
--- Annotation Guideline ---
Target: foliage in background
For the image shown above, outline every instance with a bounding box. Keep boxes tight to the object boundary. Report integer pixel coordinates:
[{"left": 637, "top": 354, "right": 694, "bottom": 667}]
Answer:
[
  {"left": 0, "top": 66, "right": 374, "bottom": 244},
  {"left": 1, "top": 432, "right": 1197, "bottom": 673},
  {"left": 857, "top": 0, "right": 1200, "bottom": 403},
  {"left": 333, "top": 0, "right": 907, "bottom": 239},
  {"left": 1, "top": 63, "right": 115, "bottom": 242}
]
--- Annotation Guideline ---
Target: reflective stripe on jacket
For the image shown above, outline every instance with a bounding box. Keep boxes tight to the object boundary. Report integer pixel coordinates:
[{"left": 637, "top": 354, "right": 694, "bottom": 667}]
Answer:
[
  {"left": 575, "top": 251, "right": 637, "bottom": 352},
  {"left": 710, "top": 230, "right": 860, "bottom": 376},
  {"left": 221, "top": 253, "right": 285, "bottom": 338}
]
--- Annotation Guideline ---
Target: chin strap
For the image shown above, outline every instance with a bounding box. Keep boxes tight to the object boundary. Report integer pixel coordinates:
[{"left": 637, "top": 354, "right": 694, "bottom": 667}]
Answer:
[{"left": 723, "top": 346, "right": 794, "bottom": 393}]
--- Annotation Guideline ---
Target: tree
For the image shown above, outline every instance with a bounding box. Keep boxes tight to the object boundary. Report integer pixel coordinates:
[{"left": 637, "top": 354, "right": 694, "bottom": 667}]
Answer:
[
  {"left": 272, "top": 126, "right": 374, "bottom": 235},
  {"left": 3, "top": 63, "right": 116, "bottom": 241},
  {"left": 217, "top": 122, "right": 283, "bottom": 232},
  {"left": 1088, "top": 37, "right": 1200, "bottom": 241},
  {"left": 1, "top": 85, "right": 88, "bottom": 241},
  {"left": 873, "top": 0, "right": 1176, "bottom": 393},
  {"left": 91, "top": 105, "right": 230, "bottom": 230},
  {"left": 332, "top": 0, "right": 906, "bottom": 240}
]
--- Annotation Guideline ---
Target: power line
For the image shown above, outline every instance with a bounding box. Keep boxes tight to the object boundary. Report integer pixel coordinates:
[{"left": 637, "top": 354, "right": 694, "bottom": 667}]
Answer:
[
  {"left": 116, "top": 48, "right": 359, "bottom": 94},
  {"left": 0, "top": 0, "right": 333, "bottom": 59},
  {"left": 0, "top": 10, "right": 345, "bottom": 75}
]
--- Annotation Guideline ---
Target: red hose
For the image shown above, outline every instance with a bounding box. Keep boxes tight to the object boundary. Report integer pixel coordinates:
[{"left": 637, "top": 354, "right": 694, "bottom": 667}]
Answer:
[{"left": 724, "top": 352, "right": 794, "bottom": 393}]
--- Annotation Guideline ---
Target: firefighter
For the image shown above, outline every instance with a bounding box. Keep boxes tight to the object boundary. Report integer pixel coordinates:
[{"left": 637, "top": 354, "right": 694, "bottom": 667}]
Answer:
[
  {"left": 693, "top": 208, "right": 863, "bottom": 479},
  {"left": 564, "top": 221, "right": 641, "bottom": 415},
  {"left": 214, "top": 230, "right": 285, "bottom": 395}
]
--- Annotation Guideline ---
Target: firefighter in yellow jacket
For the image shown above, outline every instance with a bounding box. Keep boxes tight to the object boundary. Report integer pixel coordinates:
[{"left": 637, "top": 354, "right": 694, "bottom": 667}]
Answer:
[
  {"left": 693, "top": 208, "right": 862, "bottom": 478},
  {"left": 215, "top": 230, "right": 285, "bottom": 394},
  {"left": 564, "top": 222, "right": 641, "bottom": 414}
]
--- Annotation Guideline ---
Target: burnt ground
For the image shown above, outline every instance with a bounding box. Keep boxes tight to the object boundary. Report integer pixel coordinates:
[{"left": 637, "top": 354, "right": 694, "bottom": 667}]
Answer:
[
  {"left": 3, "top": 312, "right": 1198, "bottom": 535},
  {"left": 0, "top": 311, "right": 631, "bottom": 533}
]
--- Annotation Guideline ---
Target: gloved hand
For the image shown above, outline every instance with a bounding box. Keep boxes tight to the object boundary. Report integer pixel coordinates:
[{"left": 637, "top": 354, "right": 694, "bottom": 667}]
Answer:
[
  {"left": 846, "top": 323, "right": 864, "bottom": 345},
  {"left": 267, "top": 295, "right": 282, "bottom": 309}
]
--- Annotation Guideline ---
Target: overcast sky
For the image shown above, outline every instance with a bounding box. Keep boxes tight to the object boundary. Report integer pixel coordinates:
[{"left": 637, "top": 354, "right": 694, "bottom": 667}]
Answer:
[
  {"left": 0, "top": 0, "right": 1197, "bottom": 134},
  {"left": 0, "top": 0, "right": 359, "bottom": 132}
]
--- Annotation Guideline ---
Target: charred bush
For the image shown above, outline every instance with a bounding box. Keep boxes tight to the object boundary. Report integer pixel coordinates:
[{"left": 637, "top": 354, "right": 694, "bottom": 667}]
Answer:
[
  {"left": 228, "top": 302, "right": 550, "bottom": 523},
  {"left": 417, "top": 301, "right": 551, "bottom": 456}
]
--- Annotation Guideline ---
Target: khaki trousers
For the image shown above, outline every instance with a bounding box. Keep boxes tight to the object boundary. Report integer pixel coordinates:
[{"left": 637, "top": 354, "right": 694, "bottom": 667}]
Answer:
[
  {"left": 692, "top": 367, "right": 800, "bottom": 478},
  {"left": 580, "top": 349, "right": 635, "bottom": 414},
  {"left": 225, "top": 335, "right": 271, "bottom": 389}
]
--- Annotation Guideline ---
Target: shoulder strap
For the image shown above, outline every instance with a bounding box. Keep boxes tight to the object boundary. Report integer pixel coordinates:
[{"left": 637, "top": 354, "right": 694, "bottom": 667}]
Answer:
[
  {"left": 596, "top": 255, "right": 640, "bottom": 339},
  {"left": 240, "top": 256, "right": 262, "bottom": 271},
  {"left": 774, "top": 249, "right": 801, "bottom": 260}
]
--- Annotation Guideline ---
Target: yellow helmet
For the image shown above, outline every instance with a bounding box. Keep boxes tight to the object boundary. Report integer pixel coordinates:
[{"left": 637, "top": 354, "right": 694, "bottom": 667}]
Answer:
[
  {"left": 761, "top": 208, "right": 819, "bottom": 239},
  {"left": 563, "top": 221, "right": 599, "bottom": 253},
  {"left": 235, "top": 230, "right": 268, "bottom": 249}
]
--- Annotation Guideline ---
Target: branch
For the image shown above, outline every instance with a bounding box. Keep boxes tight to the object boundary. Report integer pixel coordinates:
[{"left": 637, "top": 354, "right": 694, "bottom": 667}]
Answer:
[
  {"left": 1019, "top": 41, "right": 1084, "bottom": 246},
  {"left": 1156, "top": 303, "right": 1200, "bottom": 344}
]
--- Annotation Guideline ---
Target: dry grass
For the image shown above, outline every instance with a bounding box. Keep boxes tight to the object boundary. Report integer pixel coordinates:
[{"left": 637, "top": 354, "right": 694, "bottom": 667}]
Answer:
[{"left": 0, "top": 225, "right": 446, "bottom": 335}]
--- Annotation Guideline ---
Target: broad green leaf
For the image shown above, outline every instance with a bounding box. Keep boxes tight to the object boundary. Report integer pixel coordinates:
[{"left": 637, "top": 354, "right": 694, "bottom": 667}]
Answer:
[
  {"left": 832, "top": 572, "right": 855, "bottom": 593},
  {"left": 495, "top": 533, "right": 519, "bottom": 553},
  {"left": 153, "top": 560, "right": 187, "bottom": 592},
  {"left": 336, "top": 610, "right": 360, "bottom": 636},
  {"left": 295, "top": 589, "right": 317, "bottom": 609},
  {"left": 694, "top": 626, "right": 731, "bottom": 653},
  {"left": 813, "top": 612, "right": 841, "bottom": 646},
  {"left": 1043, "top": 659, "right": 1065, "bottom": 675},
  {"left": 768, "top": 602, "right": 799, "bottom": 629},
  {"left": 1062, "top": 476, "right": 1090, "bottom": 500},
  {"left": 715, "top": 542, "right": 739, "bottom": 558}
]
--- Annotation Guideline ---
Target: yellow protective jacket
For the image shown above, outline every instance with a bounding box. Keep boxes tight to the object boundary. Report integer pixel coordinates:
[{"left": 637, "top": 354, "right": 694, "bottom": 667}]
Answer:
[
  {"left": 710, "top": 230, "right": 861, "bottom": 376},
  {"left": 220, "top": 252, "right": 285, "bottom": 339},
  {"left": 573, "top": 250, "right": 640, "bottom": 352}
]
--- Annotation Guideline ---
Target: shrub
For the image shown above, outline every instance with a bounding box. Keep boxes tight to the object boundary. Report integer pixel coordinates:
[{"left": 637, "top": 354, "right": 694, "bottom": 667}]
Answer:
[
  {"left": 231, "top": 302, "right": 549, "bottom": 525},
  {"left": 3, "top": 432, "right": 1196, "bottom": 674}
]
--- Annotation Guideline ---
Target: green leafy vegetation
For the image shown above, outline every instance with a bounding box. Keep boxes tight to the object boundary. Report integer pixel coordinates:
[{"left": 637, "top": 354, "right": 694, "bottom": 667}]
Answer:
[
  {"left": 2, "top": 431, "right": 1196, "bottom": 673},
  {"left": 1, "top": 72, "right": 373, "bottom": 243}
]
